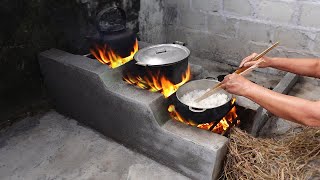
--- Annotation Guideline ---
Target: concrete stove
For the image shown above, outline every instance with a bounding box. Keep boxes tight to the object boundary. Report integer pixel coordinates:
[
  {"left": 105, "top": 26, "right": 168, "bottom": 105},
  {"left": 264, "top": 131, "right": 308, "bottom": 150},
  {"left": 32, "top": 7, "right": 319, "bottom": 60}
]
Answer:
[{"left": 39, "top": 47, "right": 228, "bottom": 180}]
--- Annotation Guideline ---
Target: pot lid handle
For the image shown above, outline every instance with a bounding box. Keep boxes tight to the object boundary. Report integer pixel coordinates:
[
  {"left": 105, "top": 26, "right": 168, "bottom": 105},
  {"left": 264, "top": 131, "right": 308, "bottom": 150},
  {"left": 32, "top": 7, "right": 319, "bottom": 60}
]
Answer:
[{"left": 155, "top": 48, "right": 167, "bottom": 54}]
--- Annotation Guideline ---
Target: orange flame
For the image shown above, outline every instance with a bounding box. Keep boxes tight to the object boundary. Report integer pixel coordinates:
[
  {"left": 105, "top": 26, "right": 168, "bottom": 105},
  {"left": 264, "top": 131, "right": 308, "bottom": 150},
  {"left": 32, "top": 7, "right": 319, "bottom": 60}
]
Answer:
[
  {"left": 90, "top": 39, "right": 139, "bottom": 69},
  {"left": 123, "top": 66, "right": 191, "bottom": 98},
  {"left": 168, "top": 98, "right": 238, "bottom": 134},
  {"left": 168, "top": 105, "right": 198, "bottom": 126}
]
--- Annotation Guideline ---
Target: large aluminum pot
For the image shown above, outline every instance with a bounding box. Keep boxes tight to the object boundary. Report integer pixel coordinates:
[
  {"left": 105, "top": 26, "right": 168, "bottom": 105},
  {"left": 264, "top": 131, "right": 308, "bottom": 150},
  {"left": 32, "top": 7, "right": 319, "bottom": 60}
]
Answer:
[
  {"left": 129, "top": 42, "right": 190, "bottom": 84},
  {"left": 174, "top": 79, "right": 234, "bottom": 124}
]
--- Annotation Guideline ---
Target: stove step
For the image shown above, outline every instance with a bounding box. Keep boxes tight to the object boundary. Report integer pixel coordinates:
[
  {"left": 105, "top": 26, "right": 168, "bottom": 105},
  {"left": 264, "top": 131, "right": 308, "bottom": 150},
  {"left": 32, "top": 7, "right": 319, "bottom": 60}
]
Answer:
[{"left": 162, "top": 120, "right": 228, "bottom": 178}]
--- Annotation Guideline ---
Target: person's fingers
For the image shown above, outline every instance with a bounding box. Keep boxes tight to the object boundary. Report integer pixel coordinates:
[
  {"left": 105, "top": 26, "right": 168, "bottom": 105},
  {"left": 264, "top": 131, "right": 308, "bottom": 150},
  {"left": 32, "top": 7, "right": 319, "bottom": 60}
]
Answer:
[
  {"left": 222, "top": 74, "right": 233, "bottom": 83},
  {"left": 220, "top": 83, "right": 226, "bottom": 90},
  {"left": 242, "top": 61, "right": 257, "bottom": 67},
  {"left": 222, "top": 75, "right": 228, "bottom": 83},
  {"left": 229, "top": 73, "right": 237, "bottom": 78},
  {"left": 221, "top": 82, "right": 231, "bottom": 91},
  {"left": 244, "top": 58, "right": 268, "bottom": 68},
  {"left": 228, "top": 73, "right": 237, "bottom": 82},
  {"left": 221, "top": 78, "right": 227, "bottom": 84},
  {"left": 239, "top": 53, "right": 258, "bottom": 67},
  {"left": 239, "top": 54, "right": 254, "bottom": 67}
]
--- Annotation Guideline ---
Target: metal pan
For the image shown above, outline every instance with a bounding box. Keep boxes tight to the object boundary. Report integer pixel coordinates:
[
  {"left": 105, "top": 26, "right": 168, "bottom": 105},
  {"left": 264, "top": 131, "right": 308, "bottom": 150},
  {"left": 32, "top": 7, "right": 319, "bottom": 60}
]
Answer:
[{"left": 174, "top": 79, "right": 234, "bottom": 124}]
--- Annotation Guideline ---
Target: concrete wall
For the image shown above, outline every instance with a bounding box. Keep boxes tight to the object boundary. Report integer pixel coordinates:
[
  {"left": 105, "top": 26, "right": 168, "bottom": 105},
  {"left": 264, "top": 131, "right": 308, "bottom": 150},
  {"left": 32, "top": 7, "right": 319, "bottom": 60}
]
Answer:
[
  {"left": 139, "top": 0, "right": 166, "bottom": 43},
  {"left": 0, "top": 0, "right": 89, "bottom": 125},
  {"left": 139, "top": 0, "right": 320, "bottom": 74},
  {"left": 79, "top": 0, "right": 140, "bottom": 32}
]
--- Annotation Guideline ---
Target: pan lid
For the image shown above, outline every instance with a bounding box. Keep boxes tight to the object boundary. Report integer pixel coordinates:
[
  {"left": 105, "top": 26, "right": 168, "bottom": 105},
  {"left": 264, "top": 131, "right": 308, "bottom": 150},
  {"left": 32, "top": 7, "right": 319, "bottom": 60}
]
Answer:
[{"left": 134, "top": 44, "right": 190, "bottom": 66}]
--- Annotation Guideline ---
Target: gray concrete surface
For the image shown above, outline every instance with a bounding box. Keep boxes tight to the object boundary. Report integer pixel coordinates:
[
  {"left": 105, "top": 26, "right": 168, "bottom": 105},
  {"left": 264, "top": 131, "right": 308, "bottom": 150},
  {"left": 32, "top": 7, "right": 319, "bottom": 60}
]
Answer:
[
  {"left": 127, "top": 164, "right": 189, "bottom": 180},
  {"left": 260, "top": 76, "right": 320, "bottom": 136},
  {"left": 38, "top": 48, "right": 229, "bottom": 180},
  {"left": 251, "top": 72, "right": 299, "bottom": 136},
  {"left": 0, "top": 111, "right": 189, "bottom": 180}
]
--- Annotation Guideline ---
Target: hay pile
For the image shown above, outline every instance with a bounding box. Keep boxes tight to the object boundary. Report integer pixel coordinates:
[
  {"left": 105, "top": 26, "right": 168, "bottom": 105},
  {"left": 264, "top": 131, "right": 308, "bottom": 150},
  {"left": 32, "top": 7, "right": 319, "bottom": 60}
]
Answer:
[{"left": 224, "top": 127, "right": 320, "bottom": 180}]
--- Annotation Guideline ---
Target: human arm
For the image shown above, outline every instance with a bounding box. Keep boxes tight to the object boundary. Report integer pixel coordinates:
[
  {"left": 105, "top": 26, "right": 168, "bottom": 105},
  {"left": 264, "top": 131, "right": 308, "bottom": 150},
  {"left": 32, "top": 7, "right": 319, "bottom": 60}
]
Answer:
[
  {"left": 240, "top": 53, "right": 320, "bottom": 78},
  {"left": 221, "top": 73, "right": 320, "bottom": 127}
]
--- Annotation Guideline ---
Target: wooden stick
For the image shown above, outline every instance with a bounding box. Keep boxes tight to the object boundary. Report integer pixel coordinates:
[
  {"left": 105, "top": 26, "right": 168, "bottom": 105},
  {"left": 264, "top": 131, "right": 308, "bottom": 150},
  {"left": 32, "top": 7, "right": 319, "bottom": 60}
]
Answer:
[
  {"left": 194, "top": 60, "right": 264, "bottom": 103},
  {"left": 234, "top": 41, "right": 279, "bottom": 74},
  {"left": 194, "top": 42, "right": 279, "bottom": 103}
]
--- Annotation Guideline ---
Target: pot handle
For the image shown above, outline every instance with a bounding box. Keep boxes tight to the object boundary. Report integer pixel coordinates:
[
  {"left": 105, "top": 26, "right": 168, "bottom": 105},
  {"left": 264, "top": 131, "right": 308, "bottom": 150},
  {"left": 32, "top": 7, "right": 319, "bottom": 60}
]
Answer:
[
  {"left": 189, "top": 106, "right": 206, "bottom": 113},
  {"left": 135, "top": 61, "right": 147, "bottom": 66},
  {"left": 173, "top": 41, "right": 187, "bottom": 46}
]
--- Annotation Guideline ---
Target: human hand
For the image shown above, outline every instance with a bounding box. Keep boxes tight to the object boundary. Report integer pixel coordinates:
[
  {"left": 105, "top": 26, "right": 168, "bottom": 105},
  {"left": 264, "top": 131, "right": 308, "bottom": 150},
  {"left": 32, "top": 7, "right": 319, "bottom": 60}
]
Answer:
[
  {"left": 239, "top": 53, "right": 272, "bottom": 68},
  {"left": 220, "top": 73, "right": 255, "bottom": 96}
]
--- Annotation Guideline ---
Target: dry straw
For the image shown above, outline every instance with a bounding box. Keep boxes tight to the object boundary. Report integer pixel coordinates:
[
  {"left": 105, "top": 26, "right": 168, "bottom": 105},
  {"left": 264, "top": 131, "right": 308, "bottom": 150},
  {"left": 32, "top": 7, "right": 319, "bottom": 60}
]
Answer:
[{"left": 224, "top": 127, "right": 320, "bottom": 180}]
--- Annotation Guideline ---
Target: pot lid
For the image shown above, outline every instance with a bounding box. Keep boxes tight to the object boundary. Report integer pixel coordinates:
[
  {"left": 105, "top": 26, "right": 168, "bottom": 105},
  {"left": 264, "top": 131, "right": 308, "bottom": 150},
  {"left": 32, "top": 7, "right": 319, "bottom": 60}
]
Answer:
[{"left": 134, "top": 44, "right": 190, "bottom": 66}]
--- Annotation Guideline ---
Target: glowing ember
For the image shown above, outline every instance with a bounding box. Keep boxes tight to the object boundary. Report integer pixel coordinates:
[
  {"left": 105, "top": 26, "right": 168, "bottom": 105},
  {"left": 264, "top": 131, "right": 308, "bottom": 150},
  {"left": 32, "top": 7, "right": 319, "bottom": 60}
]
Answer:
[
  {"left": 90, "top": 39, "right": 139, "bottom": 68},
  {"left": 123, "top": 66, "right": 191, "bottom": 98},
  {"left": 168, "top": 98, "right": 239, "bottom": 135}
]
